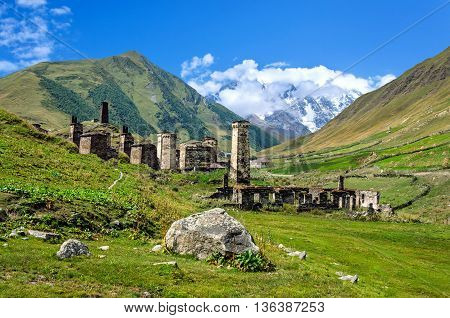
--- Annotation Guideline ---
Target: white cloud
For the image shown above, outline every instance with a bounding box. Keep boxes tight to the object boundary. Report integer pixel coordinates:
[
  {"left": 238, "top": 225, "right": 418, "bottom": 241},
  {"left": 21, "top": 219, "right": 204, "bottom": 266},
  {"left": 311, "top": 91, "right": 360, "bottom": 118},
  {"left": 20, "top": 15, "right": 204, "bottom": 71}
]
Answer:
[
  {"left": 265, "top": 61, "right": 289, "bottom": 68},
  {"left": 181, "top": 53, "right": 214, "bottom": 77},
  {"left": 0, "top": 60, "right": 18, "bottom": 72},
  {"left": 0, "top": 3, "right": 72, "bottom": 74},
  {"left": 184, "top": 57, "right": 396, "bottom": 117},
  {"left": 50, "top": 6, "right": 71, "bottom": 16},
  {"left": 16, "top": 0, "right": 47, "bottom": 8}
]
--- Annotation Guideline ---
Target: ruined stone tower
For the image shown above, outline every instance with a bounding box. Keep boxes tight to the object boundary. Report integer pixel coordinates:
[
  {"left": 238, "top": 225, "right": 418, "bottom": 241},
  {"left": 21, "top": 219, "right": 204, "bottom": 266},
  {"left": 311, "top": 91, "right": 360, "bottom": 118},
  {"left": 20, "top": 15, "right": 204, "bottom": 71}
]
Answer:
[
  {"left": 230, "top": 120, "right": 250, "bottom": 184},
  {"left": 100, "top": 102, "right": 109, "bottom": 124},
  {"left": 157, "top": 132, "right": 177, "bottom": 170},
  {"left": 69, "top": 116, "right": 83, "bottom": 147},
  {"left": 119, "top": 125, "right": 134, "bottom": 157},
  {"left": 338, "top": 176, "right": 345, "bottom": 190},
  {"left": 202, "top": 136, "right": 218, "bottom": 163}
]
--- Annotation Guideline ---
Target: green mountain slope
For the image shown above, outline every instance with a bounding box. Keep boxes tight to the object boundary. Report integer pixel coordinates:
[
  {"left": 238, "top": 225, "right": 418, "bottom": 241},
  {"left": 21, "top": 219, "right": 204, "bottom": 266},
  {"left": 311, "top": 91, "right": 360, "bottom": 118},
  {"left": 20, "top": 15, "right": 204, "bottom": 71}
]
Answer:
[
  {"left": 0, "top": 51, "right": 278, "bottom": 151},
  {"left": 261, "top": 47, "right": 450, "bottom": 156}
]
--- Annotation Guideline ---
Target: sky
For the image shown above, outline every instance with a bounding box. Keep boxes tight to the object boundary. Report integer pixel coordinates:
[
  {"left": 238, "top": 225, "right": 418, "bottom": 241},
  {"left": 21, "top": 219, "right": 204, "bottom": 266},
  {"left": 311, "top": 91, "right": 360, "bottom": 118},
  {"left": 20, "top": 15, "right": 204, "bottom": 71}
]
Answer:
[{"left": 0, "top": 0, "right": 449, "bottom": 116}]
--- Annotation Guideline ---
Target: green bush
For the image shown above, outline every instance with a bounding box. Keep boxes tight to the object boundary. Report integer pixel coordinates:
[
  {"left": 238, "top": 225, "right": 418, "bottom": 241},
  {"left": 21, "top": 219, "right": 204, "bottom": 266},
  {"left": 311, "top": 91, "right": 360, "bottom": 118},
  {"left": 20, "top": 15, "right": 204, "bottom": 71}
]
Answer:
[{"left": 207, "top": 250, "right": 275, "bottom": 272}]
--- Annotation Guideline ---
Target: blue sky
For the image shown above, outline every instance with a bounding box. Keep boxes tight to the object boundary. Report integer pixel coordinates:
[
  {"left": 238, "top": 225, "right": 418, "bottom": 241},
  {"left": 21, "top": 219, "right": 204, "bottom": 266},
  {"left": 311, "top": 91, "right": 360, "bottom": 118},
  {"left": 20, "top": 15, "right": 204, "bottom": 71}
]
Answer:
[
  {"left": 0, "top": 0, "right": 449, "bottom": 115},
  {"left": 0, "top": 0, "right": 448, "bottom": 76}
]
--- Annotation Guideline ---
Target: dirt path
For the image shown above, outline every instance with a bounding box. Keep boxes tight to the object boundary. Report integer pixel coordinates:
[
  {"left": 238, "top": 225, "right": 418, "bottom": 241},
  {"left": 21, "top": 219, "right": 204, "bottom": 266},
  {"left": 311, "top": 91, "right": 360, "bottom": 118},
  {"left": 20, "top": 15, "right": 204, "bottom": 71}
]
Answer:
[{"left": 108, "top": 170, "right": 123, "bottom": 190}]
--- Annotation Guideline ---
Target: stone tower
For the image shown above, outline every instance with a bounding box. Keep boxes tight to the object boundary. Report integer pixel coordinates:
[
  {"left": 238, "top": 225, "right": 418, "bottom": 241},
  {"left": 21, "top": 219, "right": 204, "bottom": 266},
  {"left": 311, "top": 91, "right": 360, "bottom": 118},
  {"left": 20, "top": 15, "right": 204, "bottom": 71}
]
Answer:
[
  {"left": 119, "top": 126, "right": 134, "bottom": 157},
  {"left": 157, "top": 132, "right": 177, "bottom": 170},
  {"left": 69, "top": 116, "right": 83, "bottom": 147},
  {"left": 338, "top": 176, "right": 345, "bottom": 190},
  {"left": 100, "top": 102, "right": 109, "bottom": 124},
  {"left": 202, "top": 136, "right": 218, "bottom": 163},
  {"left": 230, "top": 120, "right": 250, "bottom": 184}
]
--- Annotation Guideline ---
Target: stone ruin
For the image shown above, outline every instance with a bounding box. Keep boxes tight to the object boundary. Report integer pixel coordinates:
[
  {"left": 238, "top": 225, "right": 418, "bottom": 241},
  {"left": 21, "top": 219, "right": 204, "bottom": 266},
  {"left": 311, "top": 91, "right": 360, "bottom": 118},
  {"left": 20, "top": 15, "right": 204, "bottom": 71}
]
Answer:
[
  {"left": 230, "top": 120, "right": 250, "bottom": 185},
  {"left": 130, "top": 143, "right": 159, "bottom": 170},
  {"left": 68, "top": 102, "right": 223, "bottom": 172},
  {"left": 157, "top": 132, "right": 177, "bottom": 170},
  {"left": 210, "top": 120, "right": 387, "bottom": 214},
  {"left": 179, "top": 137, "right": 218, "bottom": 171}
]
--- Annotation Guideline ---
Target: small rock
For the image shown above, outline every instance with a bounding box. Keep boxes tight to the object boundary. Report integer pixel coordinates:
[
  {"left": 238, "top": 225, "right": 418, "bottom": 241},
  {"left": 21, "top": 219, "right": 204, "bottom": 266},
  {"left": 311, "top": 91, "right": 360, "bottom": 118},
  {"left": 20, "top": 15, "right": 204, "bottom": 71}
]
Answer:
[
  {"left": 142, "top": 291, "right": 151, "bottom": 298},
  {"left": 287, "top": 251, "right": 307, "bottom": 259},
  {"left": 98, "top": 246, "right": 109, "bottom": 251},
  {"left": 133, "top": 247, "right": 138, "bottom": 250},
  {"left": 2, "top": 243, "right": 8, "bottom": 247},
  {"left": 153, "top": 261, "right": 177, "bottom": 267},
  {"left": 28, "top": 230, "right": 60, "bottom": 241},
  {"left": 151, "top": 244, "right": 162, "bottom": 252},
  {"left": 339, "top": 274, "right": 359, "bottom": 283},
  {"left": 98, "top": 254, "right": 106, "bottom": 259},
  {"left": 111, "top": 220, "right": 121, "bottom": 228},
  {"left": 277, "top": 244, "right": 285, "bottom": 249},
  {"left": 22, "top": 237, "right": 29, "bottom": 240},
  {"left": 10, "top": 227, "right": 26, "bottom": 238},
  {"left": 56, "top": 239, "right": 90, "bottom": 259}
]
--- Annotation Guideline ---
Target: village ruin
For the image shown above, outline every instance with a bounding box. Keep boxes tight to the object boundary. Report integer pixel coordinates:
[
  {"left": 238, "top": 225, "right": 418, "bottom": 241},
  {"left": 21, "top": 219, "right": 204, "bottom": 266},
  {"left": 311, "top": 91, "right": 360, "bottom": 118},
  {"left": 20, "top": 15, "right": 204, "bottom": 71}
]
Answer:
[{"left": 68, "top": 102, "right": 388, "bottom": 214}]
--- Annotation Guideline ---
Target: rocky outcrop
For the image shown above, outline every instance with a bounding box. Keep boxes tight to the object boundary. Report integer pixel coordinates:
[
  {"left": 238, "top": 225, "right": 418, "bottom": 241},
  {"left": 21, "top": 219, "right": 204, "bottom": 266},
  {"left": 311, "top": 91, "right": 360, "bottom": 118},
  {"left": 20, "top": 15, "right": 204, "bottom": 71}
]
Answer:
[
  {"left": 165, "top": 208, "right": 259, "bottom": 259},
  {"left": 56, "top": 239, "right": 90, "bottom": 259}
]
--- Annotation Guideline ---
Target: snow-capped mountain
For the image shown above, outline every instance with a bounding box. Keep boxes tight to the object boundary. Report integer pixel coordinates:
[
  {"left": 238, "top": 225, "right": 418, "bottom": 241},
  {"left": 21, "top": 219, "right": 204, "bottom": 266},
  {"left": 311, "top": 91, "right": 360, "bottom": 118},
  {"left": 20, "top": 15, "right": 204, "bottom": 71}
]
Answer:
[{"left": 284, "top": 90, "right": 361, "bottom": 132}]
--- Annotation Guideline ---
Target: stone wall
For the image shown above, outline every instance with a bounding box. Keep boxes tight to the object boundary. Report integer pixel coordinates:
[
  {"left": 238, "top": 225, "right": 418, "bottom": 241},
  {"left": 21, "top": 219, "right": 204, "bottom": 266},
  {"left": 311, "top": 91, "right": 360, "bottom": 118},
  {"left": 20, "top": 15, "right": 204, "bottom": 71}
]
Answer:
[
  {"left": 202, "top": 137, "right": 218, "bottom": 163},
  {"left": 119, "top": 131, "right": 134, "bottom": 157},
  {"left": 230, "top": 121, "right": 250, "bottom": 184},
  {"left": 130, "top": 143, "right": 158, "bottom": 169}
]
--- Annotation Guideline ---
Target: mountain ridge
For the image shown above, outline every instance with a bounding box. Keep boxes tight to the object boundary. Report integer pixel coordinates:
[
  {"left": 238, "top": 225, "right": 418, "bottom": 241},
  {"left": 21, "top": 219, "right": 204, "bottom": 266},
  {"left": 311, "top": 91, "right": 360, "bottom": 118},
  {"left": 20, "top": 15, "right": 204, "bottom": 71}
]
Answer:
[{"left": 0, "top": 51, "right": 278, "bottom": 151}]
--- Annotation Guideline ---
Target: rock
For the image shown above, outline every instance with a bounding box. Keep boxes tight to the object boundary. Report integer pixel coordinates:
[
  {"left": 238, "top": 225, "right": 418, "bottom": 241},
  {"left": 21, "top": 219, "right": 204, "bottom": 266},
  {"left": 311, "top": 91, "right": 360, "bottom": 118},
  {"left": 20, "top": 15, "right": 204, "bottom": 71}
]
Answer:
[
  {"left": 98, "top": 254, "right": 106, "bottom": 259},
  {"left": 0, "top": 208, "right": 7, "bottom": 222},
  {"left": 153, "top": 261, "right": 177, "bottom": 267},
  {"left": 339, "top": 274, "right": 359, "bottom": 283},
  {"left": 98, "top": 245, "right": 109, "bottom": 251},
  {"left": 277, "top": 243, "right": 285, "bottom": 249},
  {"left": 165, "top": 208, "right": 259, "bottom": 259},
  {"left": 56, "top": 239, "right": 90, "bottom": 259},
  {"left": 151, "top": 244, "right": 163, "bottom": 252},
  {"left": 2, "top": 243, "right": 8, "bottom": 247},
  {"left": 287, "top": 251, "right": 307, "bottom": 260},
  {"left": 28, "top": 230, "right": 60, "bottom": 241},
  {"left": 22, "top": 237, "right": 29, "bottom": 240},
  {"left": 111, "top": 220, "right": 121, "bottom": 228},
  {"left": 9, "top": 227, "right": 26, "bottom": 238}
]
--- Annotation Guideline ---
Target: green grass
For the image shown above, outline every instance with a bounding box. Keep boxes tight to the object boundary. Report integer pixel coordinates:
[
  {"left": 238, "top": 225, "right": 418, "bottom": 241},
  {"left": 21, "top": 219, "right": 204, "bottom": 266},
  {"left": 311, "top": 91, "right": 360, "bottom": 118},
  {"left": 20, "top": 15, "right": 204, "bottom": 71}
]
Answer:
[
  {"left": 1, "top": 212, "right": 448, "bottom": 297},
  {"left": 1, "top": 108, "right": 449, "bottom": 297}
]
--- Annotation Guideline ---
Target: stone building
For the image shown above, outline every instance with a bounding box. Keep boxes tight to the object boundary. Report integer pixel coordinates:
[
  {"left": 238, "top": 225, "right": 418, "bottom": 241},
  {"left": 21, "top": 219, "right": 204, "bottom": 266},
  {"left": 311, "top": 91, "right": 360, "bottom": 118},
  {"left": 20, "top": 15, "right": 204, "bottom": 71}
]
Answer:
[
  {"left": 130, "top": 143, "right": 159, "bottom": 169},
  {"left": 79, "top": 132, "right": 115, "bottom": 160},
  {"left": 69, "top": 116, "right": 83, "bottom": 147},
  {"left": 119, "top": 126, "right": 134, "bottom": 157},
  {"left": 230, "top": 120, "right": 250, "bottom": 184},
  {"left": 157, "top": 132, "right": 177, "bottom": 170},
  {"left": 212, "top": 176, "right": 382, "bottom": 213},
  {"left": 179, "top": 141, "right": 212, "bottom": 171}
]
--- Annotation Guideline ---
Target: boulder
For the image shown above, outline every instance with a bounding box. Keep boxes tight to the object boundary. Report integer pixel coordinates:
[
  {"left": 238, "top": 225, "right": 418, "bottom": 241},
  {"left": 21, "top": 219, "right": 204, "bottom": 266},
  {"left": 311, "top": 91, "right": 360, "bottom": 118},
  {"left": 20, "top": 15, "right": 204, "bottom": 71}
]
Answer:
[
  {"left": 28, "top": 230, "right": 60, "bottom": 241},
  {"left": 98, "top": 245, "right": 109, "bottom": 251},
  {"left": 165, "top": 208, "right": 259, "bottom": 259},
  {"left": 9, "top": 227, "right": 26, "bottom": 238},
  {"left": 56, "top": 239, "right": 90, "bottom": 259},
  {"left": 288, "top": 251, "right": 307, "bottom": 260}
]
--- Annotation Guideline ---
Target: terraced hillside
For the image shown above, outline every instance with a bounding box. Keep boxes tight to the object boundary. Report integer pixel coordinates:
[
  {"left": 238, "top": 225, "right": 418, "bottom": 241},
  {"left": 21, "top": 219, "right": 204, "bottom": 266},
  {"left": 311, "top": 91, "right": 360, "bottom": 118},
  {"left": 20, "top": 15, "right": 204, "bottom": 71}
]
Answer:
[{"left": 0, "top": 51, "right": 278, "bottom": 151}]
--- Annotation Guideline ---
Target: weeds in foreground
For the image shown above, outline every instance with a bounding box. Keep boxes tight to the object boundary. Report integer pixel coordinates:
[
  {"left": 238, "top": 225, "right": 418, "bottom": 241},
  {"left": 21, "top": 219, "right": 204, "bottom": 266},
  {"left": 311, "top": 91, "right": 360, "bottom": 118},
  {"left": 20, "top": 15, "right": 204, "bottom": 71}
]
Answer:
[{"left": 207, "top": 250, "right": 275, "bottom": 272}]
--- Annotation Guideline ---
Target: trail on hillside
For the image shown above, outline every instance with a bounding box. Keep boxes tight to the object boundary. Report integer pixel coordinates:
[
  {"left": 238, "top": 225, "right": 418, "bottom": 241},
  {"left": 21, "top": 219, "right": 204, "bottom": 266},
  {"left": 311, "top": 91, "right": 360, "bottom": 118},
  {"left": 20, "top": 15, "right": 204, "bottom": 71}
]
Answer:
[{"left": 108, "top": 170, "right": 123, "bottom": 190}]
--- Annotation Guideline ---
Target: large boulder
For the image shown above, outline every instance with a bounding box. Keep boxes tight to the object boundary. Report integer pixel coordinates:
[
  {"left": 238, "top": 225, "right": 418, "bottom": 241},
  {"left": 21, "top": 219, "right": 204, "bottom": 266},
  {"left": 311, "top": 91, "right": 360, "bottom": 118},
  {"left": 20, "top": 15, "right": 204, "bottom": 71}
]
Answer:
[
  {"left": 165, "top": 208, "right": 259, "bottom": 259},
  {"left": 56, "top": 239, "right": 90, "bottom": 259}
]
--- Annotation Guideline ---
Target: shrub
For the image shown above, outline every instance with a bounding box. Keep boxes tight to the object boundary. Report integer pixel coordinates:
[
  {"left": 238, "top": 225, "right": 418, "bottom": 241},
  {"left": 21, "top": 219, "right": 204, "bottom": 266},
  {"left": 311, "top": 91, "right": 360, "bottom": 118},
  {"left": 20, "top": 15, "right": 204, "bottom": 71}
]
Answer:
[{"left": 207, "top": 250, "right": 275, "bottom": 272}]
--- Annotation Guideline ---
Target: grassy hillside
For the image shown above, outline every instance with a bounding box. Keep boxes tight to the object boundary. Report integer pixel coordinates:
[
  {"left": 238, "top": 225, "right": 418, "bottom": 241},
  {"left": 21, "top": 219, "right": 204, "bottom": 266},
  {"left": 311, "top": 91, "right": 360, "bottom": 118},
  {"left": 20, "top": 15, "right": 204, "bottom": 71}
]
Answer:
[
  {"left": 0, "top": 51, "right": 277, "bottom": 151},
  {"left": 0, "top": 109, "right": 449, "bottom": 297},
  {"left": 260, "top": 47, "right": 450, "bottom": 156}
]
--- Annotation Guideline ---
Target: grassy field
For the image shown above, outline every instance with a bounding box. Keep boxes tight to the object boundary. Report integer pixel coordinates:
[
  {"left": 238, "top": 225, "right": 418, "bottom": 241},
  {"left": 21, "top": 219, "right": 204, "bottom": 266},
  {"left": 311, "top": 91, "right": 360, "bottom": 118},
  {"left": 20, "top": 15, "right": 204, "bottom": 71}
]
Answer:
[
  {"left": 0, "top": 108, "right": 449, "bottom": 297},
  {"left": 1, "top": 212, "right": 449, "bottom": 298}
]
